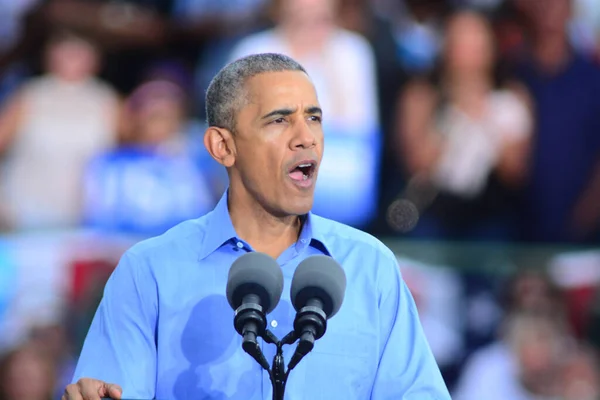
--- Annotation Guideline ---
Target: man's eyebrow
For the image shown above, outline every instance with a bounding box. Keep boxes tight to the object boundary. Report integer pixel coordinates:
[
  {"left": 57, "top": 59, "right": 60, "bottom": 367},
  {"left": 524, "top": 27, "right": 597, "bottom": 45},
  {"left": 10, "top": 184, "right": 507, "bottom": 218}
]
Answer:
[
  {"left": 261, "top": 108, "right": 296, "bottom": 120},
  {"left": 305, "top": 106, "right": 322, "bottom": 116},
  {"left": 260, "top": 106, "right": 322, "bottom": 120}
]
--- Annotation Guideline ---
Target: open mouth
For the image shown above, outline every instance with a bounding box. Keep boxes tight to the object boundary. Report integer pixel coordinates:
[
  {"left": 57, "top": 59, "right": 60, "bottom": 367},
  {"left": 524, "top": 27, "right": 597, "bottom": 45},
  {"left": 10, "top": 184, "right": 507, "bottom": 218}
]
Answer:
[{"left": 288, "top": 160, "right": 317, "bottom": 182}]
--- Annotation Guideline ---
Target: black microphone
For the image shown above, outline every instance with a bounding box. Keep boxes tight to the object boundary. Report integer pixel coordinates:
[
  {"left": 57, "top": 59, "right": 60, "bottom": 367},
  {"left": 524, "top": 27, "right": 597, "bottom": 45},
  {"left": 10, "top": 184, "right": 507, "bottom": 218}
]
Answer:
[
  {"left": 288, "top": 255, "right": 346, "bottom": 370},
  {"left": 226, "top": 252, "right": 284, "bottom": 370}
]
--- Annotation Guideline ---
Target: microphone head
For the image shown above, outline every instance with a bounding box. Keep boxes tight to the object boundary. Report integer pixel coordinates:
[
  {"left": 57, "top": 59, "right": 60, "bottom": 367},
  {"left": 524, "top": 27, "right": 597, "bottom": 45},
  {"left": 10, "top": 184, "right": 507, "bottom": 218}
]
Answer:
[
  {"left": 291, "top": 255, "right": 346, "bottom": 318},
  {"left": 226, "top": 252, "right": 283, "bottom": 314}
]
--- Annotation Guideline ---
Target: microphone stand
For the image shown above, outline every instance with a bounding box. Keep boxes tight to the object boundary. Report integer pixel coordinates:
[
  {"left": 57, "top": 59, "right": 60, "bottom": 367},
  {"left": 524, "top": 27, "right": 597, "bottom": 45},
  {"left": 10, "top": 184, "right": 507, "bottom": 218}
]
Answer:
[
  {"left": 261, "top": 330, "right": 298, "bottom": 400},
  {"left": 241, "top": 307, "right": 327, "bottom": 399}
]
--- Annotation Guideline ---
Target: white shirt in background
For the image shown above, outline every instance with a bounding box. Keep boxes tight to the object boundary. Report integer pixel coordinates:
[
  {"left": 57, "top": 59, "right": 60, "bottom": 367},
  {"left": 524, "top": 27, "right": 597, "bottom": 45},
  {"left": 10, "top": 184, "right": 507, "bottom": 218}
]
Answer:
[
  {"left": 229, "top": 28, "right": 380, "bottom": 135},
  {"left": 432, "top": 89, "right": 532, "bottom": 198},
  {"left": 1, "top": 75, "right": 119, "bottom": 230}
]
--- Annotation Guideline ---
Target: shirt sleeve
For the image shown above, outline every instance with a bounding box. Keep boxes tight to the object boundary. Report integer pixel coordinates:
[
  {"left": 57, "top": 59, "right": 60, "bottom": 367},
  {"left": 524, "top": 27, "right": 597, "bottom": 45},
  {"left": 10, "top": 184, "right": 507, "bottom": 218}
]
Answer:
[
  {"left": 371, "top": 253, "right": 451, "bottom": 399},
  {"left": 71, "top": 250, "right": 158, "bottom": 399}
]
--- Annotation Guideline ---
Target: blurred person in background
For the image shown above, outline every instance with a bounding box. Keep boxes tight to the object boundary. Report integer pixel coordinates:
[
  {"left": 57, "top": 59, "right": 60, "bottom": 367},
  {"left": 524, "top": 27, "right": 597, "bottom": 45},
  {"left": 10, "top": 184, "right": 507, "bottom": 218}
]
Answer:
[
  {"left": 0, "top": 343, "right": 56, "bottom": 400},
  {"left": 569, "top": 0, "right": 600, "bottom": 58},
  {"left": 454, "top": 270, "right": 569, "bottom": 398},
  {"left": 43, "top": 0, "right": 171, "bottom": 94},
  {"left": 453, "top": 310, "right": 570, "bottom": 400},
  {"left": 502, "top": 270, "right": 566, "bottom": 315},
  {"left": 390, "top": 9, "right": 532, "bottom": 240},
  {"left": 336, "top": 0, "right": 409, "bottom": 234},
  {"left": 512, "top": 0, "right": 600, "bottom": 244},
  {"left": 560, "top": 344, "right": 600, "bottom": 400},
  {"left": 383, "top": 0, "right": 447, "bottom": 77},
  {"left": 229, "top": 0, "right": 379, "bottom": 133},
  {"left": 0, "top": 29, "right": 120, "bottom": 232},
  {"left": 28, "top": 324, "right": 76, "bottom": 400},
  {"left": 227, "top": 0, "right": 382, "bottom": 229},
  {"left": 82, "top": 78, "right": 223, "bottom": 237},
  {"left": 337, "top": 0, "right": 405, "bottom": 133}
]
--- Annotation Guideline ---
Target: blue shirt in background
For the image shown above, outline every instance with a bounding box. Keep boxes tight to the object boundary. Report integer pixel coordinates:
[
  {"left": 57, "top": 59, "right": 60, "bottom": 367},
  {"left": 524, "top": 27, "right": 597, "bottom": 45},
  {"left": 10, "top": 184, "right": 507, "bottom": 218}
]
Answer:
[
  {"left": 516, "top": 53, "right": 600, "bottom": 243},
  {"left": 83, "top": 141, "right": 224, "bottom": 237},
  {"left": 311, "top": 124, "right": 381, "bottom": 229},
  {"left": 72, "top": 190, "right": 450, "bottom": 400}
]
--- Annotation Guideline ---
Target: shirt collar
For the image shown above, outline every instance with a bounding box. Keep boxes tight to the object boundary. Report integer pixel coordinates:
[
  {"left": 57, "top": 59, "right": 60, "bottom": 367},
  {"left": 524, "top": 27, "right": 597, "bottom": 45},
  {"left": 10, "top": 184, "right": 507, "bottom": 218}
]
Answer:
[{"left": 198, "top": 189, "right": 333, "bottom": 260}]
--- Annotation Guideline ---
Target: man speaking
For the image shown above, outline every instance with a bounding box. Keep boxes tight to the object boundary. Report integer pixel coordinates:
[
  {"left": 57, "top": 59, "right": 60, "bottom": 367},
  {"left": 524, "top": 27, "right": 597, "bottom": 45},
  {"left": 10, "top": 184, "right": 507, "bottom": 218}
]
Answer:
[{"left": 65, "top": 53, "right": 450, "bottom": 400}]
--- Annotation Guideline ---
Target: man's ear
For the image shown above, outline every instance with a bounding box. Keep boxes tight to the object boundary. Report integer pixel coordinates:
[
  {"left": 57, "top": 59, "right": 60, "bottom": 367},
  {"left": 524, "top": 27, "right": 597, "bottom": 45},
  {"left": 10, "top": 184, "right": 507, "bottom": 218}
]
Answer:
[{"left": 204, "top": 126, "right": 236, "bottom": 168}]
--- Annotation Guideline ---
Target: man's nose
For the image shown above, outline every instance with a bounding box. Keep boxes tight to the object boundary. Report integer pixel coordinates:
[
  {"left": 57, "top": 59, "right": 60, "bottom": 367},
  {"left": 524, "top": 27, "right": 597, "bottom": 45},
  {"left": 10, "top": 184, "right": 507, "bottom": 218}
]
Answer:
[{"left": 290, "top": 120, "right": 317, "bottom": 149}]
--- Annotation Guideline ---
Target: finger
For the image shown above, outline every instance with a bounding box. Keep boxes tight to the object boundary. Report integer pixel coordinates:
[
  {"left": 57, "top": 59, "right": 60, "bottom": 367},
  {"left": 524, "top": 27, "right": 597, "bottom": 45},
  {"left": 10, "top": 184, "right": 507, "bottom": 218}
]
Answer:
[
  {"left": 64, "top": 384, "right": 84, "bottom": 400},
  {"left": 78, "top": 379, "right": 103, "bottom": 400},
  {"left": 105, "top": 383, "right": 123, "bottom": 399}
]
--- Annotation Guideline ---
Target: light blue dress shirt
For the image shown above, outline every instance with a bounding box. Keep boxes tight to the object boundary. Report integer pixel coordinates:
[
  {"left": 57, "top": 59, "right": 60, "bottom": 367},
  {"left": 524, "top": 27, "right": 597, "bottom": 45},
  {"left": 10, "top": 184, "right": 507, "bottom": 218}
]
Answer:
[{"left": 72, "top": 190, "right": 451, "bottom": 399}]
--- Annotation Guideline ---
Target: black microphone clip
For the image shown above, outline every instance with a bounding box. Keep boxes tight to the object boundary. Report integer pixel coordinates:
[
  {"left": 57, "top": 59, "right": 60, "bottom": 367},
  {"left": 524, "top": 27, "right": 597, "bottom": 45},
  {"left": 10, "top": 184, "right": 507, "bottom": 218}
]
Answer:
[
  {"left": 233, "top": 294, "right": 270, "bottom": 370},
  {"left": 288, "top": 298, "right": 327, "bottom": 370}
]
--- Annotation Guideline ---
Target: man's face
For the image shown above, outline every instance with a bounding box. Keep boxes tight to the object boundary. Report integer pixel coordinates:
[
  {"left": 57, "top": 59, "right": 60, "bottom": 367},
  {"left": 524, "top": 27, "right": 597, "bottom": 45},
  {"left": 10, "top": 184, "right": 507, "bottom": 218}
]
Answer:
[
  {"left": 230, "top": 70, "right": 324, "bottom": 217},
  {"left": 46, "top": 38, "right": 99, "bottom": 81},
  {"left": 516, "top": 0, "right": 571, "bottom": 35}
]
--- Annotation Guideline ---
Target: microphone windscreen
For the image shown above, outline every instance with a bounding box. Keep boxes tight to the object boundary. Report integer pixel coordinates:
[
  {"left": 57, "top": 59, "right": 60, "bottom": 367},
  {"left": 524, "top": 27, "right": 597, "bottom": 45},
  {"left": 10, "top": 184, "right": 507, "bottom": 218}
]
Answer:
[
  {"left": 226, "top": 252, "right": 283, "bottom": 314},
  {"left": 291, "top": 255, "right": 346, "bottom": 318}
]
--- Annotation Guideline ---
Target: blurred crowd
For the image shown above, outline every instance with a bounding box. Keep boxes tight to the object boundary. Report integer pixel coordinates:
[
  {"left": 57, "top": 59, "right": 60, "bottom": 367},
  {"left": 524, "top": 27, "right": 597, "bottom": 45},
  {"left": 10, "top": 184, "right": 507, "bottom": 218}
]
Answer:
[
  {"left": 452, "top": 269, "right": 600, "bottom": 400},
  {"left": 0, "top": 0, "right": 599, "bottom": 399}
]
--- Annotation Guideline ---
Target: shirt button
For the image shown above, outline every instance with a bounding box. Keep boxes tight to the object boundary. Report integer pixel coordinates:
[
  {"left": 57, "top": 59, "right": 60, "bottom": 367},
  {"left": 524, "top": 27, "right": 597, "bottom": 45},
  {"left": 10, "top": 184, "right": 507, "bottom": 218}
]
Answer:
[
  {"left": 300, "top": 239, "right": 307, "bottom": 244},
  {"left": 270, "top": 320, "right": 278, "bottom": 328},
  {"left": 236, "top": 242, "right": 244, "bottom": 249}
]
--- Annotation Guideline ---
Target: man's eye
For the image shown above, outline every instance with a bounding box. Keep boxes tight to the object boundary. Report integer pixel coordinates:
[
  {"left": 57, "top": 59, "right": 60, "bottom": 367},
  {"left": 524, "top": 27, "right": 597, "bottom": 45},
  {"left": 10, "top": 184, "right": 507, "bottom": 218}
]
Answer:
[
  {"left": 273, "top": 117, "right": 285, "bottom": 124},
  {"left": 309, "top": 116, "right": 322, "bottom": 123}
]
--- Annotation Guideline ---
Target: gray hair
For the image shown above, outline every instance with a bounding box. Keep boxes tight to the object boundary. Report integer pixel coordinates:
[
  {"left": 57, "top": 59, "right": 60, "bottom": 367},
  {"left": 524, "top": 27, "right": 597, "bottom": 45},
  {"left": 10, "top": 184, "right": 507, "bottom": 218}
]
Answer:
[{"left": 205, "top": 53, "right": 307, "bottom": 132}]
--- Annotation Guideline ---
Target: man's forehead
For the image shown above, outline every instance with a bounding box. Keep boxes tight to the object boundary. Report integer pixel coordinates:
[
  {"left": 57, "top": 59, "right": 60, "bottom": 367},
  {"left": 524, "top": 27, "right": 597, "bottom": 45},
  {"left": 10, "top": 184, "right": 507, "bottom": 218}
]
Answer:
[{"left": 244, "top": 70, "right": 318, "bottom": 104}]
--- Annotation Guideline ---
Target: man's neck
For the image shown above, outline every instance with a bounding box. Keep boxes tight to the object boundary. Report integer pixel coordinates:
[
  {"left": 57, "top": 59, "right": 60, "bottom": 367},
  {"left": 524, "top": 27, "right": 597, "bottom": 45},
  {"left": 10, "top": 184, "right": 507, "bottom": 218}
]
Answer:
[
  {"left": 227, "top": 187, "right": 302, "bottom": 260},
  {"left": 531, "top": 33, "right": 571, "bottom": 75}
]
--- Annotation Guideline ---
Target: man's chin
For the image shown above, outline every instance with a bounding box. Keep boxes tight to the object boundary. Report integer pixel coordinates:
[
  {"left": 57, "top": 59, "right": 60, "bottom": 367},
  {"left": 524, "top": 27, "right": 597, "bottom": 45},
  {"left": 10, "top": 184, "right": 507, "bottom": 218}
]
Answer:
[{"left": 284, "top": 199, "right": 314, "bottom": 217}]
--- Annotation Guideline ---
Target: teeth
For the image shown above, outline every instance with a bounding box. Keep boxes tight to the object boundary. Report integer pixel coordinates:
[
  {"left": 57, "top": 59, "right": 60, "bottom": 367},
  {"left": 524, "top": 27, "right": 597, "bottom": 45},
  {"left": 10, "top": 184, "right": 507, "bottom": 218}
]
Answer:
[
  {"left": 298, "top": 163, "right": 311, "bottom": 168},
  {"left": 303, "top": 174, "right": 308, "bottom": 180}
]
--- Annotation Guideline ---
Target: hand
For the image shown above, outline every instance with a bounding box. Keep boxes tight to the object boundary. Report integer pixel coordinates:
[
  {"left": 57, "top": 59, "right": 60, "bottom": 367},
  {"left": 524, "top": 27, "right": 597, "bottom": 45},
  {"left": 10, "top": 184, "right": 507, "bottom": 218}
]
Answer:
[{"left": 62, "top": 378, "right": 122, "bottom": 400}]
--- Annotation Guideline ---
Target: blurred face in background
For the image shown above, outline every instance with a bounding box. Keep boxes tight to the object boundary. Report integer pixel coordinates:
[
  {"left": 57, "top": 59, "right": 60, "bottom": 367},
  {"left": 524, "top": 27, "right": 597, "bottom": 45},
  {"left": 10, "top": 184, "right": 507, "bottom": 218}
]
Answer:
[
  {"left": 275, "top": 0, "right": 337, "bottom": 44},
  {"left": 443, "top": 11, "right": 495, "bottom": 77},
  {"left": 137, "top": 98, "right": 184, "bottom": 145},
  {"left": 127, "top": 81, "right": 186, "bottom": 145},
  {"left": 0, "top": 345, "right": 55, "bottom": 400},
  {"left": 516, "top": 0, "right": 572, "bottom": 37},
  {"left": 46, "top": 34, "right": 99, "bottom": 82},
  {"left": 508, "top": 316, "right": 564, "bottom": 396},
  {"left": 509, "top": 272, "right": 558, "bottom": 313}
]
